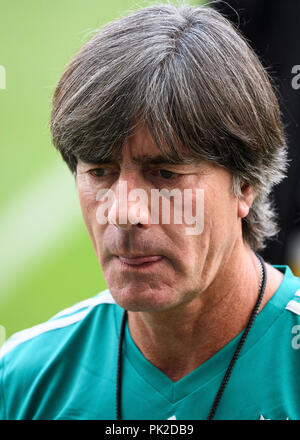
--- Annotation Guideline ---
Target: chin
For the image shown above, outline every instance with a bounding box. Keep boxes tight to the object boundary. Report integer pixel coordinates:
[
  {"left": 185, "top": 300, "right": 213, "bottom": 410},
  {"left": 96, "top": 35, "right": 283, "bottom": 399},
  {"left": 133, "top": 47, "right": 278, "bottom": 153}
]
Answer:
[{"left": 108, "top": 285, "right": 178, "bottom": 312}]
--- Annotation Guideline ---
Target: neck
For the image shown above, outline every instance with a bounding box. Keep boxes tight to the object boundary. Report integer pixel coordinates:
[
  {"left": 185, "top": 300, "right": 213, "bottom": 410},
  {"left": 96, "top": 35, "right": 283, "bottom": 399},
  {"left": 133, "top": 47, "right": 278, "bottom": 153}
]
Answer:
[{"left": 127, "top": 245, "right": 284, "bottom": 382}]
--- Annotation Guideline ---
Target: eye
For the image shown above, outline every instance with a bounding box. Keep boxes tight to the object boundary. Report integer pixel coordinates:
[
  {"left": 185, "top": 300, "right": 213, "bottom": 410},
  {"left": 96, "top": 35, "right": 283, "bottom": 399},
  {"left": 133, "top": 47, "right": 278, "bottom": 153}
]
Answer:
[
  {"left": 157, "top": 169, "right": 177, "bottom": 179},
  {"left": 88, "top": 168, "right": 109, "bottom": 178}
]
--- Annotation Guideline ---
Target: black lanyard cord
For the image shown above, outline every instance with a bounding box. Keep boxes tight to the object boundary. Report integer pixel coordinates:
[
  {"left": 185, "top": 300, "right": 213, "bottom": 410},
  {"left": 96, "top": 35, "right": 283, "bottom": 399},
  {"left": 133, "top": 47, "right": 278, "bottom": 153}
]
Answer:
[{"left": 116, "top": 252, "right": 266, "bottom": 420}]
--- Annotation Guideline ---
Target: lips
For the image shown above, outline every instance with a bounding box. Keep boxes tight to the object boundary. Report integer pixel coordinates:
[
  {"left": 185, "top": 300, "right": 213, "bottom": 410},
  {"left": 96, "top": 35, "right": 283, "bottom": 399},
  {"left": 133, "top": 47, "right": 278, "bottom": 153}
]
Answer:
[{"left": 118, "top": 255, "right": 163, "bottom": 265}]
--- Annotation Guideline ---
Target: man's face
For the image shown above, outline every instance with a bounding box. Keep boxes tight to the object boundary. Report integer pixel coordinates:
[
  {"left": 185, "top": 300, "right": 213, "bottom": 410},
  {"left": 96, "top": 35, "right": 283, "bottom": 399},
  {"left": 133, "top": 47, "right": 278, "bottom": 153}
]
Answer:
[{"left": 76, "top": 125, "right": 243, "bottom": 312}]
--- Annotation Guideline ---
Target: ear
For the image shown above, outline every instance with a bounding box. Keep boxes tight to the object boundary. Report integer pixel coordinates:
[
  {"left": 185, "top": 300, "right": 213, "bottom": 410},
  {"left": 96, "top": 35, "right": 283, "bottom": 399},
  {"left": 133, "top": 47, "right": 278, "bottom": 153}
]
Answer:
[{"left": 237, "top": 183, "right": 256, "bottom": 219}]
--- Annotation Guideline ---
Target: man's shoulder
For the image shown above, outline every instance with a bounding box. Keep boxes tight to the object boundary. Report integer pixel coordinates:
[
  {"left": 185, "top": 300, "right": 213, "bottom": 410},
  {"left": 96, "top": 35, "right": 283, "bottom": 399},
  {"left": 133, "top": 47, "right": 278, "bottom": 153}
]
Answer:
[
  {"left": 0, "top": 289, "right": 122, "bottom": 419},
  {"left": 0, "top": 288, "right": 118, "bottom": 365},
  {"left": 272, "top": 265, "right": 300, "bottom": 301},
  {"left": 271, "top": 264, "right": 300, "bottom": 321}
]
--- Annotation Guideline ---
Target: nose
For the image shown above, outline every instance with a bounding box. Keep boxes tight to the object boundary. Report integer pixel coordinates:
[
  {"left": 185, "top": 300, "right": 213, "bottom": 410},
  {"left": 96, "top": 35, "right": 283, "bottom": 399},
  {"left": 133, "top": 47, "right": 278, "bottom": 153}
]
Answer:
[{"left": 108, "top": 173, "right": 151, "bottom": 230}]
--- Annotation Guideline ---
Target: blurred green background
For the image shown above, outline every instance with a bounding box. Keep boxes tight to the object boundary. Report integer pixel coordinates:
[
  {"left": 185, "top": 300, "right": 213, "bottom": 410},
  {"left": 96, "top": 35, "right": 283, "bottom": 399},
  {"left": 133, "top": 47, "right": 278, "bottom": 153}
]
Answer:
[{"left": 0, "top": 0, "right": 201, "bottom": 340}]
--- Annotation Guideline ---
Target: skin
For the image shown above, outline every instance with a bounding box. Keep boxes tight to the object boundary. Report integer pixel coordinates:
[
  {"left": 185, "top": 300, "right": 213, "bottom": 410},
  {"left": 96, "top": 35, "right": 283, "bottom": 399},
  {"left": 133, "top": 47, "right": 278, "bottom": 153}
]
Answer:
[{"left": 76, "top": 124, "right": 284, "bottom": 382}]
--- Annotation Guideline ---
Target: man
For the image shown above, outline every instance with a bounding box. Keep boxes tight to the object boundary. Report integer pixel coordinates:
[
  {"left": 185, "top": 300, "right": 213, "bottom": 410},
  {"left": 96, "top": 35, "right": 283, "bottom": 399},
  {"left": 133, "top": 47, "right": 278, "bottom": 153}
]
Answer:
[{"left": 1, "top": 3, "right": 300, "bottom": 420}]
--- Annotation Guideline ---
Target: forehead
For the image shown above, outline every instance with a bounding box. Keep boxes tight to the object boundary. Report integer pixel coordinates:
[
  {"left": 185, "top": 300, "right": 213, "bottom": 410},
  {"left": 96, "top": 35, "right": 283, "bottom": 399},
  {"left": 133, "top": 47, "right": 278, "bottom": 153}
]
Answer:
[
  {"left": 75, "top": 121, "right": 205, "bottom": 169},
  {"left": 109, "top": 124, "right": 198, "bottom": 166},
  {"left": 121, "top": 129, "right": 172, "bottom": 165}
]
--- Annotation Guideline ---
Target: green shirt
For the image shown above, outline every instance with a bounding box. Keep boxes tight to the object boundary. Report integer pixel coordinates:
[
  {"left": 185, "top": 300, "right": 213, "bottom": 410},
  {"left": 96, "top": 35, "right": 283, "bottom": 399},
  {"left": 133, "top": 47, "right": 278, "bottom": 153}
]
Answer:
[{"left": 1, "top": 265, "right": 300, "bottom": 420}]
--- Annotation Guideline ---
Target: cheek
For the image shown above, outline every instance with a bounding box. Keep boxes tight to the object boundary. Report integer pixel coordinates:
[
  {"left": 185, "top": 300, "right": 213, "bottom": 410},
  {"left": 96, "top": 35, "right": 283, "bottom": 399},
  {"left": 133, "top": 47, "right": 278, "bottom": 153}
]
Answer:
[
  {"left": 77, "top": 177, "right": 100, "bottom": 233},
  {"left": 192, "top": 182, "right": 238, "bottom": 256},
  {"left": 204, "top": 196, "right": 239, "bottom": 253}
]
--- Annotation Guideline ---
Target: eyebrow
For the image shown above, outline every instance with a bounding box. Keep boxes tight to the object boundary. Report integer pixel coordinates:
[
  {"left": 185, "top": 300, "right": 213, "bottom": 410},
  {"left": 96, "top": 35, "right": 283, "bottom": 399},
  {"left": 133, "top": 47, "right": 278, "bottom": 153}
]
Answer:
[
  {"left": 130, "top": 154, "right": 186, "bottom": 166},
  {"left": 77, "top": 148, "right": 202, "bottom": 169},
  {"left": 83, "top": 154, "right": 197, "bottom": 166}
]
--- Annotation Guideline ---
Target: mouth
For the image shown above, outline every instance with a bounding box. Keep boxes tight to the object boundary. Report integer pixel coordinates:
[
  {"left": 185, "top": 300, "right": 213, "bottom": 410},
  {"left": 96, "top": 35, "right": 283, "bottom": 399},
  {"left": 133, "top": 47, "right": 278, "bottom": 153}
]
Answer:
[{"left": 117, "top": 255, "right": 164, "bottom": 268}]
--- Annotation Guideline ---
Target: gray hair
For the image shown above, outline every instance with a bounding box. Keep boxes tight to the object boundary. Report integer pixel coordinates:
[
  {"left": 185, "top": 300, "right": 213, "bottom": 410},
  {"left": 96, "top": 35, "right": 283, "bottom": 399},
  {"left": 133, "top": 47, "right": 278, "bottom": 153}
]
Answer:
[{"left": 50, "top": 2, "right": 289, "bottom": 251}]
